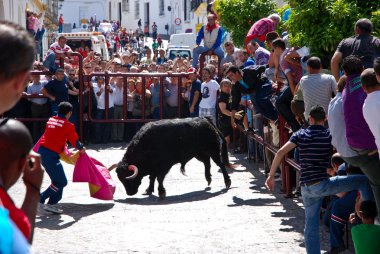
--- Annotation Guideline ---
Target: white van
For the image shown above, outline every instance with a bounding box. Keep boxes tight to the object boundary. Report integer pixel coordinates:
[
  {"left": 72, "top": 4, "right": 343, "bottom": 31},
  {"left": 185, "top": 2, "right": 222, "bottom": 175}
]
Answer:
[
  {"left": 59, "top": 32, "right": 110, "bottom": 61},
  {"left": 168, "top": 33, "right": 196, "bottom": 49}
]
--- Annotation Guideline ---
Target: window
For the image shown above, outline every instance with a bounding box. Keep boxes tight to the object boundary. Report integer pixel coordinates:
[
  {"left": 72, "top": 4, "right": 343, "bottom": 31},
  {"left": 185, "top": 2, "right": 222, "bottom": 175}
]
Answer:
[
  {"left": 159, "top": 0, "right": 165, "bottom": 16},
  {"left": 134, "top": 1, "right": 140, "bottom": 19},
  {"left": 122, "top": 0, "right": 129, "bottom": 12},
  {"left": 184, "top": 0, "right": 191, "bottom": 21}
]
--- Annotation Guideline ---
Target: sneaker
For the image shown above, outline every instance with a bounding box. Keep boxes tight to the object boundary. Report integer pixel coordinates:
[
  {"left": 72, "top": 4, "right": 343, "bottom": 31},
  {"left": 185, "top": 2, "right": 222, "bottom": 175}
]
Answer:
[
  {"left": 43, "top": 204, "right": 63, "bottom": 214},
  {"left": 37, "top": 203, "right": 47, "bottom": 216}
]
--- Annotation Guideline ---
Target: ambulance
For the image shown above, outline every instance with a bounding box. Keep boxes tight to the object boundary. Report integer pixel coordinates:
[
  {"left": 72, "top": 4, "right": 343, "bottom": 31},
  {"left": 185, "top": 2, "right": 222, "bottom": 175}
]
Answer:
[{"left": 58, "top": 32, "right": 110, "bottom": 61}]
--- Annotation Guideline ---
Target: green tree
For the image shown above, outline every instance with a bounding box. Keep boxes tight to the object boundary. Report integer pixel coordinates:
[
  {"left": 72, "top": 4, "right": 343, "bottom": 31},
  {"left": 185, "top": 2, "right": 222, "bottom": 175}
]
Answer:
[
  {"left": 286, "top": 0, "right": 380, "bottom": 58},
  {"left": 215, "top": 0, "right": 276, "bottom": 48}
]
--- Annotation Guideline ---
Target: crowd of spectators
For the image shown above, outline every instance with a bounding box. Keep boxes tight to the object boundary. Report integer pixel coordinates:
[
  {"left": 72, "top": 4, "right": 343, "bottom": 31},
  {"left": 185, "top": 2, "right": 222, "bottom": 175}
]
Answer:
[{"left": 1, "top": 7, "right": 380, "bottom": 253}]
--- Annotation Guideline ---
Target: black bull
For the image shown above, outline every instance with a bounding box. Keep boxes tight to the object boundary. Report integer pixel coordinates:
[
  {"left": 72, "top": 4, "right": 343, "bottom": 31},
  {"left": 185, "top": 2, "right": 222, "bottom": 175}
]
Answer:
[{"left": 113, "top": 117, "right": 232, "bottom": 199}]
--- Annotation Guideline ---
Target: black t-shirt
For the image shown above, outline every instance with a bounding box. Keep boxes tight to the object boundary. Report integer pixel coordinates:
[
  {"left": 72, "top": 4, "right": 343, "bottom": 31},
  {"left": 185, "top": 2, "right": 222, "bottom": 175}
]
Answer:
[
  {"left": 218, "top": 91, "right": 232, "bottom": 121},
  {"left": 68, "top": 79, "right": 80, "bottom": 104},
  {"left": 231, "top": 82, "right": 243, "bottom": 111},
  {"left": 337, "top": 35, "right": 380, "bottom": 68},
  {"left": 44, "top": 79, "right": 69, "bottom": 104}
]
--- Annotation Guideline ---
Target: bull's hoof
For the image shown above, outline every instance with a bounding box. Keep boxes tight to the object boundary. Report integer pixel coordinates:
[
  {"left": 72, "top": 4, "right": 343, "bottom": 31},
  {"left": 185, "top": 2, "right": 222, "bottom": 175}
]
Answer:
[
  {"left": 225, "top": 179, "right": 231, "bottom": 189},
  {"left": 158, "top": 189, "right": 166, "bottom": 200},
  {"left": 207, "top": 179, "right": 211, "bottom": 186}
]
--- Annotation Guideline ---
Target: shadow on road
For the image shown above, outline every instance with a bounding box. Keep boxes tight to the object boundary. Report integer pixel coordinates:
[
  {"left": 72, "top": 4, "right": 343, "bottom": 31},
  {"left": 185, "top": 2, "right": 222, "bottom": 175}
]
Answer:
[
  {"left": 230, "top": 155, "right": 306, "bottom": 236},
  {"left": 114, "top": 187, "right": 234, "bottom": 205},
  {"left": 35, "top": 203, "right": 114, "bottom": 230}
]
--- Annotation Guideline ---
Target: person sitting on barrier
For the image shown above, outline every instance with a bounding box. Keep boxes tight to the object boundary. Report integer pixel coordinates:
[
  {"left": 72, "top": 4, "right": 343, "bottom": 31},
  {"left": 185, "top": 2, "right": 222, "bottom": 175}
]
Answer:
[
  {"left": 272, "top": 38, "right": 300, "bottom": 132},
  {"left": 350, "top": 200, "right": 380, "bottom": 254},
  {"left": 38, "top": 102, "right": 85, "bottom": 214},
  {"left": 43, "top": 35, "right": 72, "bottom": 73},
  {"left": 265, "top": 105, "right": 374, "bottom": 254},
  {"left": 192, "top": 13, "right": 225, "bottom": 68}
]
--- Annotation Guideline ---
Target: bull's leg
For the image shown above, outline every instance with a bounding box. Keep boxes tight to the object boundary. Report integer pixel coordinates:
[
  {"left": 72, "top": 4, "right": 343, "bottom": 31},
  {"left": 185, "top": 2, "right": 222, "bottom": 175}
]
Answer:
[
  {"left": 196, "top": 155, "right": 212, "bottom": 186},
  {"left": 210, "top": 152, "right": 231, "bottom": 189},
  {"left": 157, "top": 174, "right": 166, "bottom": 199},
  {"left": 143, "top": 174, "right": 156, "bottom": 195}
]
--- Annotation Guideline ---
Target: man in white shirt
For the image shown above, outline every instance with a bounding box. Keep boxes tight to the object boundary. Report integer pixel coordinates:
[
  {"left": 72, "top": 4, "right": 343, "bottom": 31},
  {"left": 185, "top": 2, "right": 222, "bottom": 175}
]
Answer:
[
  {"left": 362, "top": 66, "right": 380, "bottom": 159},
  {"left": 199, "top": 66, "right": 219, "bottom": 124},
  {"left": 93, "top": 76, "right": 114, "bottom": 143}
]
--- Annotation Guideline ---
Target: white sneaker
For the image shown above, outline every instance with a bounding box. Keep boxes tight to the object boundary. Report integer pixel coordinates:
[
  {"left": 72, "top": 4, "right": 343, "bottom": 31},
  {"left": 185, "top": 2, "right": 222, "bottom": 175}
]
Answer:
[
  {"left": 43, "top": 204, "right": 63, "bottom": 214},
  {"left": 37, "top": 203, "right": 47, "bottom": 216}
]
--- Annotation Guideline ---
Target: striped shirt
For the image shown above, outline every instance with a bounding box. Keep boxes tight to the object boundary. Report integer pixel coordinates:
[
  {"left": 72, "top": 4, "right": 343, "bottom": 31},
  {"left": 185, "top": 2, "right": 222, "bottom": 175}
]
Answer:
[
  {"left": 48, "top": 42, "right": 72, "bottom": 64},
  {"left": 290, "top": 125, "right": 332, "bottom": 184},
  {"left": 299, "top": 73, "right": 337, "bottom": 120}
]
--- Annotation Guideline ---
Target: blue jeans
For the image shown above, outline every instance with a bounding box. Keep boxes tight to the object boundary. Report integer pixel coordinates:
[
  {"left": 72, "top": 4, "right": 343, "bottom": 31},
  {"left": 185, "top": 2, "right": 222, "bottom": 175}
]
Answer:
[
  {"left": 95, "top": 108, "right": 114, "bottom": 143},
  {"left": 39, "top": 146, "right": 68, "bottom": 205},
  {"left": 329, "top": 190, "right": 357, "bottom": 249},
  {"left": 275, "top": 86, "right": 300, "bottom": 132},
  {"left": 342, "top": 154, "right": 380, "bottom": 214},
  {"left": 192, "top": 46, "right": 224, "bottom": 68},
  {"left": 301, "top": 176, "right": 373, "bottom": 254},
  {"left": 43, "top": 52, "right": 59, "bottom": 73}
]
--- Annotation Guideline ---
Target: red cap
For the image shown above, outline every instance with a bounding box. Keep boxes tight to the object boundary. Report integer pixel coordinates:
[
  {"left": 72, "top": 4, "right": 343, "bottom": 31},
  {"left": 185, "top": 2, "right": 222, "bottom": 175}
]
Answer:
[{"left": 187, "top": 67, "right": 197, "bottom": 74}]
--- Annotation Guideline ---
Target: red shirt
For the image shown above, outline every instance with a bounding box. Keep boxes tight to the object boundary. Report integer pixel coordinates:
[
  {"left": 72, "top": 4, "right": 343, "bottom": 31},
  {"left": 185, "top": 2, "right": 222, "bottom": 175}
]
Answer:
[
  {"left": 40, "top": 116, "right": 80, "bottom": 154},
  {"left": 0, "top": 188, "right": 30, "bottom": 240}
]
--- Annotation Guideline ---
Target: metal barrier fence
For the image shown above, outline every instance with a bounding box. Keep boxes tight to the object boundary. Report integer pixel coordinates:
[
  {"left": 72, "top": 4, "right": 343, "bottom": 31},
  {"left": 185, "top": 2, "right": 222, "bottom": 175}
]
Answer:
[{"left": 6, "top": 51, "right": 300, "bottom": 196}]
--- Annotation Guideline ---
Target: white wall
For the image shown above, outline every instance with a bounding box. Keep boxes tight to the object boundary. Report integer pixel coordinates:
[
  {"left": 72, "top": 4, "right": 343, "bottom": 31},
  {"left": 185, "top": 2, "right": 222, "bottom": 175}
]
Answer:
[
  {"left": 0, "top": 0, "right": 28, "bottom": 27},
  {"left": 107, "top": 0, "right": 206, "bottom": 37},
  {"left": 60, "top": 0, "right": 107, "bottom": 29}
]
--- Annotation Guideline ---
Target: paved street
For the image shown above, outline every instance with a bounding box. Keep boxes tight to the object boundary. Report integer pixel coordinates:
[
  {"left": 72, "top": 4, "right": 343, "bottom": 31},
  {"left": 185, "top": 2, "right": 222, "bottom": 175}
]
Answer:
[{"left": 8, "top": 144, "right": 353, "bottom": 253}]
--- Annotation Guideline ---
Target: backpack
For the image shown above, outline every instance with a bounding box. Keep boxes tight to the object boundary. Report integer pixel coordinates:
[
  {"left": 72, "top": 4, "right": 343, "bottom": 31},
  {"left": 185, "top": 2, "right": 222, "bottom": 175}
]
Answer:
[{"left": 240, "top": 65, "right": 268, "bottom": 94}]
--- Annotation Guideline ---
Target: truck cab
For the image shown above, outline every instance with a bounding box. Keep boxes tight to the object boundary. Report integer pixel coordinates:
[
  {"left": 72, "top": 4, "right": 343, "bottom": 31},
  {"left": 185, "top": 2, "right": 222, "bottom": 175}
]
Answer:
[{"left": 58, "top": 32, "right": 110, "bottom": 61}]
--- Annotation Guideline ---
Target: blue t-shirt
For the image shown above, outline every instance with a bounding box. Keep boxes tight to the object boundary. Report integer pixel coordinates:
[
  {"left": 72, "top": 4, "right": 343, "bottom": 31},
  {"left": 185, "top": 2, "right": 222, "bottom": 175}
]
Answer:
[
  {"left": 189, "top": 79, "right": 202, "bottom": 109},
  {"left": 290, "top": 125, "right": 332, "bottom": 184},
  {"left": 44, "top": 79, "right": 69, "bottom": 104}
]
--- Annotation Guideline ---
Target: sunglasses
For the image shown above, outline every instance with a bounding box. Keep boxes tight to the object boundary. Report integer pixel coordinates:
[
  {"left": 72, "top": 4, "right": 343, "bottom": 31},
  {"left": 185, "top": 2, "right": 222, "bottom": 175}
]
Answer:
[{"left": 84, "top": 66, "right": 91, "bottom": 69}]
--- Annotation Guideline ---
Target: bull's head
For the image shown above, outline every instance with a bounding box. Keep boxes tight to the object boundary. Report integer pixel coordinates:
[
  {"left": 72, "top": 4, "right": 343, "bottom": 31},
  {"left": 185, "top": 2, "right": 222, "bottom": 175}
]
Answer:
[{"left": 115, "top": 163, "right": 142, "bottom": 196}]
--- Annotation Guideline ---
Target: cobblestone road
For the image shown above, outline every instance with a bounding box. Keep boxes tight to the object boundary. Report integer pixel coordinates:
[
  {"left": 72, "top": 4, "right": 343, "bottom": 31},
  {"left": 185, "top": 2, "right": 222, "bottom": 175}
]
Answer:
[{"left": 8, "top": 143, "right": 354, "bottom": 253}]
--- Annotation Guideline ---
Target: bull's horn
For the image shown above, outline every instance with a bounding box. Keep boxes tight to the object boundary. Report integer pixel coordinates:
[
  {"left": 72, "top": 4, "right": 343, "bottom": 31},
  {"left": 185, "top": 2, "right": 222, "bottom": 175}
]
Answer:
[
  {"left": 108, "top": 164, "right": 117, "bottom": 172},
  {"left": 125, "top": 165, "right": 139, "bottom": 179}
]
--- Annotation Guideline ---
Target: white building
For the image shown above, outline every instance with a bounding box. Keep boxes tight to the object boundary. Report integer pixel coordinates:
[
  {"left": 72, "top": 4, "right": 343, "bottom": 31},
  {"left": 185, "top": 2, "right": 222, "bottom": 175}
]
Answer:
[
  {"left": 60, "top": 0, "right": 107, "bottom": 32},
  {"left": 107, "top": 0, "right": 208, "bottom": 37},
  {"left": 106, "top": 0, "right": 286, "bottom": 38}
]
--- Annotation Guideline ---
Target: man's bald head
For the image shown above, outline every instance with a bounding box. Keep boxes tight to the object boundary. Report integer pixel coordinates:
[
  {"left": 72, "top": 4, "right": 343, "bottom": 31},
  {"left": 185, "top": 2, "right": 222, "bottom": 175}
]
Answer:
[{"left": 0, "top": 119, "right": 33, "bottom": 170}]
